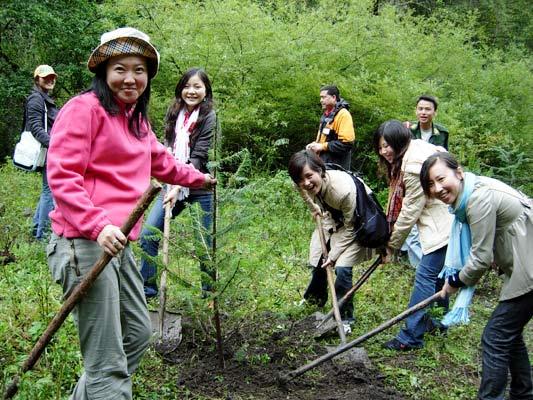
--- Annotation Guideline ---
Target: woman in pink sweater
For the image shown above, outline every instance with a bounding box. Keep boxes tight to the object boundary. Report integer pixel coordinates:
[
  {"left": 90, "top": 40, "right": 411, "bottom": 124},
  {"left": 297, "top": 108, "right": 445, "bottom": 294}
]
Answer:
[{"left": 46, "top": 27, "right": 215, "bottom": 399}]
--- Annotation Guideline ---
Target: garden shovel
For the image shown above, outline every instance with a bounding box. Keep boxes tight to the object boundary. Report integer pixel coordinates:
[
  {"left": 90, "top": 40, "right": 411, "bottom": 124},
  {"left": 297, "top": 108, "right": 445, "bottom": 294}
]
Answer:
[
  {"left": 316, "top": 216, "right": 347, "bottom": 344},
  {"left": 151, "top": 189, "right": 182, "bottom": 353},
  {"left": 295, "top": 188, "right": 346, "bottom": 343}
]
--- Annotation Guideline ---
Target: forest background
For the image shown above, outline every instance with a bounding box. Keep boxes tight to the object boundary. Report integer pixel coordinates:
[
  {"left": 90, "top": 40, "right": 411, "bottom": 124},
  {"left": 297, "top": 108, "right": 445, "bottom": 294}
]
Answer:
[
  {"left": 1, "top": 0, "right": 532, "bottom": 192},
  {"left": 0, "top": 0, "right": 532, "bottom": 399}
]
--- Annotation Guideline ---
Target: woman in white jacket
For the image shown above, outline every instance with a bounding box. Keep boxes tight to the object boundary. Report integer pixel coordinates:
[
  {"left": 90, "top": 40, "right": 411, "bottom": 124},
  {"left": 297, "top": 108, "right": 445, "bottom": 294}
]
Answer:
[{"left": 373, "top": 119, "right": 453, "bottom": 351}]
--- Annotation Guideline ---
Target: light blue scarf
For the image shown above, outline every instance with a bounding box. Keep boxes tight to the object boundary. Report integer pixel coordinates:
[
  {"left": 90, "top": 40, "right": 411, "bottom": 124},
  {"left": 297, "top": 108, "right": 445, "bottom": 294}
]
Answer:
[{"left": 439, "top": 172, "right": 476, "bottom": 327}]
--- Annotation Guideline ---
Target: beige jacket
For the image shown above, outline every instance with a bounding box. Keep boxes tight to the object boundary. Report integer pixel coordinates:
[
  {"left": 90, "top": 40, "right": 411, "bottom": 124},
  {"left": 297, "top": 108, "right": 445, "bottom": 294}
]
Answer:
[
  {"left": 388, "top": 139, "right": 453, "bottom": 254},
  {"left": 458, "top": 176, "right": 533, "bottom": 301},
  {"left": 302, "top": 170, "right": 368, "bottom": 267}
]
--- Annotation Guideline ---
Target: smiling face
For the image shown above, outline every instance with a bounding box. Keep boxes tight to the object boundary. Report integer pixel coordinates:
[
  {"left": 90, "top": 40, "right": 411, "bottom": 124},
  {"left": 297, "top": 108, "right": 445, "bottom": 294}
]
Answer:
[
  {"left": 181, "top": 74, "right": 207, "bottom": 111},
  {"left": 415, "top": 99, "right": 436, "bottom": 128},
  {"left": 299, "top": 164, "right": 323, "bottom": 196},
  {"left": 427, "top": 160, "right": 464, "bottom": 205},
  {"left": 378, "top": 136, "right": 395, "bottom": 165},
  {"left": 36, "top": 75, "right": 56, "bottom": 93},
  {"left": 105, "top": 55, "right": 148, "bottom": 104}
]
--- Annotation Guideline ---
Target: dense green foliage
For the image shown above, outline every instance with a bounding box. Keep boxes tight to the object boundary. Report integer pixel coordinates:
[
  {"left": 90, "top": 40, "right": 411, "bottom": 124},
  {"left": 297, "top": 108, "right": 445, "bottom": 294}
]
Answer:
[
  {"left": 380, "top": 0, "right": 533, "bottom": 51},
  {"left": 0, "top": 1, "right": 108, "bottom": 156},
  {"left": 1, "top": 0, "right": 531, "bottom": 192}
]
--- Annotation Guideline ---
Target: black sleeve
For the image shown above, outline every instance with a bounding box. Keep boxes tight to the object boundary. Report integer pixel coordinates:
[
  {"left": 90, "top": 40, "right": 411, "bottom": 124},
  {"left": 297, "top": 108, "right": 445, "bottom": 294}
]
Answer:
[
  {"left": 189, "top": 111, "right": 216, "bottom": 171},
  {"left": 327, "top": 140, "right": 353, "bottom": 155},
  {"left": 26, "top": 93, "right": 49, "bottom": 147}
]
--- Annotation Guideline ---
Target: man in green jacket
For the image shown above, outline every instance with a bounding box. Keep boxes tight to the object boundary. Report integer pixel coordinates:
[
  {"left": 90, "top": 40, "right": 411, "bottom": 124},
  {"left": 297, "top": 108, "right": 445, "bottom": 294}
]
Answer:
[{"left": 405, "top": 94, "right": 449, "bottom": 150}]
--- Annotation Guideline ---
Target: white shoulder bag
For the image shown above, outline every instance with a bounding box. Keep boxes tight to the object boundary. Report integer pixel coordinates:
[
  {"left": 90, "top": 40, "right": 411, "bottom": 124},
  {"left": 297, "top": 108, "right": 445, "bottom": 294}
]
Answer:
[{"left": 13, "top": 99, "right": 48, "bottom": 172}]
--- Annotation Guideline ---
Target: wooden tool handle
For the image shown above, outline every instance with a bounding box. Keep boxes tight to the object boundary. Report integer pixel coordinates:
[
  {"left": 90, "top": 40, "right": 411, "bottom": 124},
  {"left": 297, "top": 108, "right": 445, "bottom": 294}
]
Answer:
[{"left": 4, "top": 182, "right": 162, "bottom": 399}]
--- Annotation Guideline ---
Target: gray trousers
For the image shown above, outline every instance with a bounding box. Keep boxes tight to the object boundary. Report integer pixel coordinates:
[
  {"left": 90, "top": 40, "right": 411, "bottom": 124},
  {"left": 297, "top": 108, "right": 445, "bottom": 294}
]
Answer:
[{"left": 47, "top": 234, "right": 151, "bottom": 400}]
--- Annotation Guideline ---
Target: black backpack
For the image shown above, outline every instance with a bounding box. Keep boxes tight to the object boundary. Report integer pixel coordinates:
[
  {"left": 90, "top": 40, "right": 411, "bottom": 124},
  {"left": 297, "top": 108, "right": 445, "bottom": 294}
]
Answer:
[{"left": 324, "top": 163, "right": 390, "bottom": 248}]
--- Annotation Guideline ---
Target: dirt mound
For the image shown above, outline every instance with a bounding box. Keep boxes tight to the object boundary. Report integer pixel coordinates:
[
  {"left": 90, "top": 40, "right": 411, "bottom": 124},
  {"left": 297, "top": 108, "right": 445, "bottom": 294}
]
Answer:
[{"left": 157, "top": 312, "right": 405, "bottom": 400}]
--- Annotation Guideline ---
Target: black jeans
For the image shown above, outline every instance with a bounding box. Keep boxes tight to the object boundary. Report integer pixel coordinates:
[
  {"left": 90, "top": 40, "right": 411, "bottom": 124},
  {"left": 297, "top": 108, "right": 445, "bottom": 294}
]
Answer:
[
  {"left": 303, "top": 264, "right": 354, "bottom": 321},
  {"left": 479, "top": 289, "right": 533, "bottom": 400}
]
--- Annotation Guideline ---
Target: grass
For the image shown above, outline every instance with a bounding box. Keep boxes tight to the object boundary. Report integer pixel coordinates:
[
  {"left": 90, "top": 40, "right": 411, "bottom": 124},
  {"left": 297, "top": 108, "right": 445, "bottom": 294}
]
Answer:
[{"left": 0, "top": 163, "right": 531, "bottom": 399}]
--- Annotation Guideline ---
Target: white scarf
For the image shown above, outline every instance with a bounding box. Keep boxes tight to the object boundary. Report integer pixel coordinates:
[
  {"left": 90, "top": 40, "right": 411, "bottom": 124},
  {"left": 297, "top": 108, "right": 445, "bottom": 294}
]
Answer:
[{"left": 173, "top": 107, "right": 199, "bottom": 200}]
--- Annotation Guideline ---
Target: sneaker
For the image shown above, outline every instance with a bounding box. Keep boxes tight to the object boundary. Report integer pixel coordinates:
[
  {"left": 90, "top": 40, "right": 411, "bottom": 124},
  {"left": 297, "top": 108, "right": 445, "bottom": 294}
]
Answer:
[
  {"left": 342, "top": 322, "right": 352, "bottom": 335},
  {"left": 382, "top": 338, "right": 416, "bottom": 351},
  {"left": 342, "top": 321, "right": 352, "bottom": 335},
  {"left": 144, "top": 285, "right": 159, "bottom": 299}
]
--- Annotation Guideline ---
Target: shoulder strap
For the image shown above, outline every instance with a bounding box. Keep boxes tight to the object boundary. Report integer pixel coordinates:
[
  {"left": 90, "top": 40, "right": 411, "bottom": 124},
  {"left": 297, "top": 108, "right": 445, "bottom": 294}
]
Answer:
[{"left": 44, "top": 98, "right": 48, "bottom": 132}]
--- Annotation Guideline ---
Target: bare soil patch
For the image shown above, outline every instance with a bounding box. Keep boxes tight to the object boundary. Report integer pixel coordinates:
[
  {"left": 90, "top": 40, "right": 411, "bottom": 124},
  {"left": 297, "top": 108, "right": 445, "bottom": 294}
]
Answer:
[{"left": 154, "top": 312, "right": 405, "bottom": 399}]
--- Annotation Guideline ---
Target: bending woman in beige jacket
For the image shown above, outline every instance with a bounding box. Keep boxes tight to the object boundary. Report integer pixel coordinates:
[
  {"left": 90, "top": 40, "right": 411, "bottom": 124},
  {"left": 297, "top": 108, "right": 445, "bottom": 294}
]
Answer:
[
  {"left": 421, "top": 152, "right": 532, "bottom": 400},
  {"left": 373, "top": 120, "right": 453, "bottom": 351},
  {"left": 288, "top": 150, "right": 370, "bottom": 333}
]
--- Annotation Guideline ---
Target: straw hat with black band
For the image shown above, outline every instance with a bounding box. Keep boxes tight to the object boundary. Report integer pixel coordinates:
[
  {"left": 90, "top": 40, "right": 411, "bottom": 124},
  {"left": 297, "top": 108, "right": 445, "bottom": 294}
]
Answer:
[{"left": 87, "top": 27, "right": 160, "bottom": 78}]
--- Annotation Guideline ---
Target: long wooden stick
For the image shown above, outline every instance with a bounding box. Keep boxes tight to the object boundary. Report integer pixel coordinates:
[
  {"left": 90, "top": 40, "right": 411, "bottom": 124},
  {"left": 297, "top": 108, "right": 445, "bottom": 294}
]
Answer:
[
  {"left": 316, "top": 255, "right": 382, "bottom": 329},
  {"left": 158, "top": 200, "right": 172, "bottom": 338},
  {"left": 212, "top": 116, "right": 225, "bottom": 369},
  {"left": 316, "top": 217, "right": 346, "bottom": 344},
  {"left": 279, "top": 291, "right": 443, "bottom": 384},
  {"left": 4, "top": 182, "right": 162, "bottom": 400}
]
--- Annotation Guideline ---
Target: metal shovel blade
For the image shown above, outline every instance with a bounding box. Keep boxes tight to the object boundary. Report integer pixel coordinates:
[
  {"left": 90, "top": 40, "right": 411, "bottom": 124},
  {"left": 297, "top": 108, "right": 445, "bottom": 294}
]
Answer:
[
  {"left": 149, "top": 309, "right": 182, "bottom": 354},
  {"left": 313, "top": 312, "right": 338, "bottom": 339}
]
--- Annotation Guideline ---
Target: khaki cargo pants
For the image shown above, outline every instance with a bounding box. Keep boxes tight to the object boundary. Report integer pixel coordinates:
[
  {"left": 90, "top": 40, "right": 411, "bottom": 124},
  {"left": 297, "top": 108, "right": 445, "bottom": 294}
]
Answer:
[{"left": 48, "top": 234, "right": 151, "bottom": 400}]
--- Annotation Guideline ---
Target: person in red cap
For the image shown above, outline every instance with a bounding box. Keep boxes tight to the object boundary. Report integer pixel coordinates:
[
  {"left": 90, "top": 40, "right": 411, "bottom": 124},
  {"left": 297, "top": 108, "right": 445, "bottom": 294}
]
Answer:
[
  {"left": 46, "top": 27, "right": 216, "bottom": 399},
  {"left": 26, "top": 64, "right": 58, "bottom": 240}
]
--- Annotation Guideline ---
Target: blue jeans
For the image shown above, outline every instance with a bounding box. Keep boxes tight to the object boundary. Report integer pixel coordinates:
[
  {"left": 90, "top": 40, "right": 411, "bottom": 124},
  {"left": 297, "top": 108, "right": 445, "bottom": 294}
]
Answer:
[
  {"left": 397, "top": 245, "right": 448, "bottom": 348},
  {"left": 139, "top": 192, "right": 213, "bottom": 298},
  {"left": 32, "top": 167, "right": 54, "bottom": 240},
  {"left": 478, "top": 290, "right": 533, "bottom": 400},
  {"left": 401, "top": 225, "right": 422, "bottom": 268}
]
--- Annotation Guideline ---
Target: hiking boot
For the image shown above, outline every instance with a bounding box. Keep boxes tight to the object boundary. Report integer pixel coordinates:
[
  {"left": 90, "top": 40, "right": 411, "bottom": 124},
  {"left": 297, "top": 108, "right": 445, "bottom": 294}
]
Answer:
[
  {"left": 426, "top": 319, "right": 448, "bottom": 336},
  {"left": 382, "top": 338, "right": 416, "bottom": 352}
]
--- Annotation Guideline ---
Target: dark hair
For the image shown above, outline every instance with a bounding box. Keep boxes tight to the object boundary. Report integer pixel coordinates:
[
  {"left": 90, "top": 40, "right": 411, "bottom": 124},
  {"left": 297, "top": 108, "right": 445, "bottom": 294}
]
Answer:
[
  {"left": 320, "top": 85, "right": 340, "bottom": 101},
  {"left": 416, "top": 94, "right": 438, "bottom": 111},
  {"left": 165, "top": 68, "right": 214, "bottom": 146},
  {"left": 420, "top": 152, "right": 461, "bottom": 197},
  {"left": 88, "top": 62, "right": 151, "bottom": 139},
  {"left": 288, "top": 150, "right": 326, "bottom": 185},
  {"left": 373, "top": 119, "right": 412, "bottom": 180}
]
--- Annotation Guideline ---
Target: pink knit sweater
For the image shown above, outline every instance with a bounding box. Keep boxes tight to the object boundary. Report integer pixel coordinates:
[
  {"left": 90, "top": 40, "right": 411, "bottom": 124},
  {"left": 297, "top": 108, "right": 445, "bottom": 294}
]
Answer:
[{"left": 47, "top": 92, "right": 206, "bottom": 241}]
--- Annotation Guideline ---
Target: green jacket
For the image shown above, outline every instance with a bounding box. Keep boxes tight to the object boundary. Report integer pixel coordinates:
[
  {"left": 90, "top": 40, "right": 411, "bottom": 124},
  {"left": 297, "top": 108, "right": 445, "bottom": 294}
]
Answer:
[{"left": 409, "top": 122, "right": 449, "bottom": 150}]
